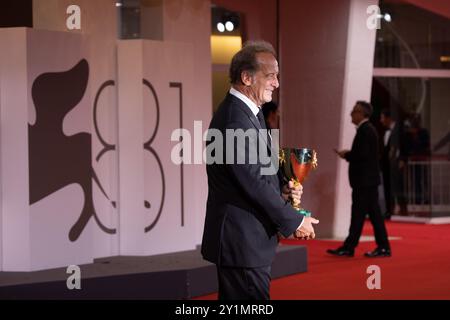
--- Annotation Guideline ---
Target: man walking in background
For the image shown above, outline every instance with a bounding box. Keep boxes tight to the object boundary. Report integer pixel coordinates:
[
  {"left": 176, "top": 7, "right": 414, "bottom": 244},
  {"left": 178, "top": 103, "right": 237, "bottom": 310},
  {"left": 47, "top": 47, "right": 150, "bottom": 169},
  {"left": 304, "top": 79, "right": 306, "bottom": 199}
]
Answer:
[
  {"left": 328, "top": 101, "right": 391, "bottom": 258},
  {"left": 380, "top": 109, "right": 407, "bottom": 218}
]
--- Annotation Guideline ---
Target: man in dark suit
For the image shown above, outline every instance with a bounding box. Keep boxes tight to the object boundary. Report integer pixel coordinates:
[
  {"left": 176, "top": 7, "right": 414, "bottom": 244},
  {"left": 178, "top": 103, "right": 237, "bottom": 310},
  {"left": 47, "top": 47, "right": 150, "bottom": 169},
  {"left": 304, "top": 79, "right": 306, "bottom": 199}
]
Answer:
[
  {"left": 380, "top": 109, "right": 407, "bottom": 218},
  {"left": 262, "top": 101, "right": 279, "bottom": 130},
  {"left": 327, "top": 101, "right": 391, "bottom": 258},
  {"left": 201, "top": 41, "right": 319, "bottom": 300}
]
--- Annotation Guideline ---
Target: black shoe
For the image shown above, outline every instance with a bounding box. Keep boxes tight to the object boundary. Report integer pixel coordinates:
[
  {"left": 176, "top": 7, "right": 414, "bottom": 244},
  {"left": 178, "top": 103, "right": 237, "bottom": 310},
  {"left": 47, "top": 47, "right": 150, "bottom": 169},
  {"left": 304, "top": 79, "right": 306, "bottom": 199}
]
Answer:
[
  {"left": 326, "top": 246, "right": 354, "bottom": 257},
  {"left": 364, "top": 247, "right": 391, "bottom": 258}
]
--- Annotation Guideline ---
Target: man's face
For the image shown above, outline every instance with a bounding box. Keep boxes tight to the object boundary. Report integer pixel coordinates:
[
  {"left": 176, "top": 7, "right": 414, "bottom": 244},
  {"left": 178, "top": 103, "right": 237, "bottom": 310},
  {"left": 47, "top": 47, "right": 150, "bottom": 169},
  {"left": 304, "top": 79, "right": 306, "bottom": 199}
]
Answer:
[
  {"left": 350, "top": 104, "right": 365, "bottom": 126},
  {"left": 247, "top": 52, "right": 279, "bottom": 106},
  {"left": 380, "top": 114, "right": 391, "bottom": 128}
]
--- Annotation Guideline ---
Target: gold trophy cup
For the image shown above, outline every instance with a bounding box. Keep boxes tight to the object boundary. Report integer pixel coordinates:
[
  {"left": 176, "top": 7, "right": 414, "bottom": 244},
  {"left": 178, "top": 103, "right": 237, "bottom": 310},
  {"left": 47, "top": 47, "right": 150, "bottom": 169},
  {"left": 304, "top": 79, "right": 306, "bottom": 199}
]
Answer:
[{"left": 279, "top": 148, "right": 318, "bottom": 217}]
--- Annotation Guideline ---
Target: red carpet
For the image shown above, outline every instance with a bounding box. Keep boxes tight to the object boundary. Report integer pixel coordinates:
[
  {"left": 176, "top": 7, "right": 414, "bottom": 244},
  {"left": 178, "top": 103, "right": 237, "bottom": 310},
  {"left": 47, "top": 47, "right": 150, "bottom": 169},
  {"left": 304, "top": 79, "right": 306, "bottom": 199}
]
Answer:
[{"left": 194, "top": 221, "right": 450, "bottom": 300}]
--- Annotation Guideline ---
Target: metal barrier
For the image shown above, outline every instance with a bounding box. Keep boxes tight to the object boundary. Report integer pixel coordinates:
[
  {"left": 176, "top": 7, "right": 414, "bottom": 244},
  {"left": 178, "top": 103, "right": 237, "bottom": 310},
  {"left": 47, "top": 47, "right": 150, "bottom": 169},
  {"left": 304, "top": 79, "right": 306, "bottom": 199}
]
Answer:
[{"left": 404, "top": 157, "right": 450, "bottom": 216}]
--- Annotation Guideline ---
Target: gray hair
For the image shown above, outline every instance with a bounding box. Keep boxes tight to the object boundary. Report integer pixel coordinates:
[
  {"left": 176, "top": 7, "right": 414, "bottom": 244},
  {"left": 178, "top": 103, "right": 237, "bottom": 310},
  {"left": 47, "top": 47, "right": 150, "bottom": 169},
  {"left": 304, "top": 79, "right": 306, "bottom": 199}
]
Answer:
[
  {"left": 356, "top": 100, "right": 373, "bottom": 118},
  {"left": 229, "top": 40, "right": 276, "bottom": 85}
]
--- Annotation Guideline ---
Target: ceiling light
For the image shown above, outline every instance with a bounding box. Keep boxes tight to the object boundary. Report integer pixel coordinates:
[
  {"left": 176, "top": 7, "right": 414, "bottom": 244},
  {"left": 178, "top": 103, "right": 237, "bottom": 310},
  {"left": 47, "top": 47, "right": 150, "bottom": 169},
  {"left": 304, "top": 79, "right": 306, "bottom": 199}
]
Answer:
[
  {"left": 217, "top": 22, "right": 225, "bottom": 32},
  {"left": 225, "top": 21, "right": 234, "bottom": 32}
]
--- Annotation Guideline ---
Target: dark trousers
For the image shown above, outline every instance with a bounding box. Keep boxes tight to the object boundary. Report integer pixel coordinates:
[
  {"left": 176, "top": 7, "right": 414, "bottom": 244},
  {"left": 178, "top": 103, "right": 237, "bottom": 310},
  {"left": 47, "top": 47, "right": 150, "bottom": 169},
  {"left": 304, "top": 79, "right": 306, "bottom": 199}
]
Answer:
[
  {"left": 344, "top": 186, "right": 390, "bottom": 250},
  {"left": 216, "top": 265, "right": 271, "bottom": 300},
  {"left": 383, "top": 169, "right": 394, "bottom": 215},
  {"left": 383, "top": 167, "right": 407, "bottom": 216}
]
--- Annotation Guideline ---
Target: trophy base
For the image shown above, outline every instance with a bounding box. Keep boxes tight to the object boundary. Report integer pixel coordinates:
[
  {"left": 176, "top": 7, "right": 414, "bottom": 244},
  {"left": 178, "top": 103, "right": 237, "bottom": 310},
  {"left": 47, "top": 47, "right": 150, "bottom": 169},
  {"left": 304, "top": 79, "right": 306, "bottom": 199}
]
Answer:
[{"left": 296, "top": 208, "right": 311, "bottom": 217}]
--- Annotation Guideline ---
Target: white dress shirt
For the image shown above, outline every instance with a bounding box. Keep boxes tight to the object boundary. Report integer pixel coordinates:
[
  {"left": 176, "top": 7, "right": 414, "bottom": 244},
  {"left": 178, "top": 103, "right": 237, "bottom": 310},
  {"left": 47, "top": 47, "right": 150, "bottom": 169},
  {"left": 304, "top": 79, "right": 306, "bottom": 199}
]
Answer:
[
  {"left": 229, "top": 87, "right": 272, "bottom": 139},
  {"left": 229, "top": 87, "right": 260, "bottom": 117},
  {"left": 384, "top": 122, "right": 396, "bottom": 146}
]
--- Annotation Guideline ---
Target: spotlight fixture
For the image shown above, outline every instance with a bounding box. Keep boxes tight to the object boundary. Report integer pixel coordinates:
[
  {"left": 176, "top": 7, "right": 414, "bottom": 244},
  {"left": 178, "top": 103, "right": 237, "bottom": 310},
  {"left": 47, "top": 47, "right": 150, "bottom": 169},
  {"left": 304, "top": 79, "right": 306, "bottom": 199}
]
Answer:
[
  {"left": 212, "top": 7, "right": 240, "bottom": 34},
  {"left": 225, "top": 21, "right": 234, "bottom": 32},
  {"left": 376, "top": 12, "right": 392, "bottom": 23},
  {"left": 217, "top": 22, "right": 225, "bottom": 32}
]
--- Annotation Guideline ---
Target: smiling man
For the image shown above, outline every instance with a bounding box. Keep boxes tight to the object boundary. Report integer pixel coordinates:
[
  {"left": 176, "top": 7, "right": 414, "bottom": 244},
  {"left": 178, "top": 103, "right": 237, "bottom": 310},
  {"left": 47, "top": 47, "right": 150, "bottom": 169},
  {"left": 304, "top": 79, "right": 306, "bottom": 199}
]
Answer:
[{"left": 201, "top": 40, "right": 319, "bottom": 300}]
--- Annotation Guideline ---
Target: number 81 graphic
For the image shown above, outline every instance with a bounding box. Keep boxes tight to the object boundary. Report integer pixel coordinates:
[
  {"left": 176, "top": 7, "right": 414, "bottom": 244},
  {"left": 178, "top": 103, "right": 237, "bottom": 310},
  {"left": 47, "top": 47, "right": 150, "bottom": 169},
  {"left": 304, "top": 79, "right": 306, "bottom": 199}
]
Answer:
[{"left": 93, "top": 79, "right": 184, "bottom": 233}]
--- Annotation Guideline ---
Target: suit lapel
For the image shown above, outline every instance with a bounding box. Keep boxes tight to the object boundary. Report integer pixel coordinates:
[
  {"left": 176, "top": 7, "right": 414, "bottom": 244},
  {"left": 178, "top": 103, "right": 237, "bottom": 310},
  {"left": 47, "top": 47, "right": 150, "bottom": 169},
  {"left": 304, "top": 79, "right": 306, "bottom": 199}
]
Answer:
[
  {"left": 228, "top": 94, "right": 261, "bottom": 130},
  {"left": 228, "top": 94, "right": 270, "bottom": 148}
]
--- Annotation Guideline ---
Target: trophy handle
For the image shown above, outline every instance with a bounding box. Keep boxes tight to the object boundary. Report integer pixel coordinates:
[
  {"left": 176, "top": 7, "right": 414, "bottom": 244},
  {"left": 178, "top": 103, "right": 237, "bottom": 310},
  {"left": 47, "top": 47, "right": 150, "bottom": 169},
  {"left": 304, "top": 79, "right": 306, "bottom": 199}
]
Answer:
[
  {"left": 289, "top": 178, "right": 312, "bottom": 217},
  {"left": 290, "top": 178, "right": 301, "bottom": 210}
]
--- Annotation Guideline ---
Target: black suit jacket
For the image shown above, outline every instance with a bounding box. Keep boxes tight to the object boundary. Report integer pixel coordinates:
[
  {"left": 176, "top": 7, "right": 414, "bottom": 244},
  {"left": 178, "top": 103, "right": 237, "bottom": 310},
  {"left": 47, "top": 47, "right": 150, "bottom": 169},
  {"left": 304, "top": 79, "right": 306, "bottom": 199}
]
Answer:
[
  {"left": 201, "top": 94, "right": 303, "bottom": 268},
  {"left": 344, "top": 121, "right": 380, "bottom": 189}
]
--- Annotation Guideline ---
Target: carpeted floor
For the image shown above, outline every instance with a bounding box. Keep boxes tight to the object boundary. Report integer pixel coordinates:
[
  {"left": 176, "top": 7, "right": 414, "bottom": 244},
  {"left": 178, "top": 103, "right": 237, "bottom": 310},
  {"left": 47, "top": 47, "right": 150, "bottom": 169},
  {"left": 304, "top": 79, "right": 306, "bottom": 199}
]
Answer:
[{"left": 195, "top": 221, "right": 450, "bottom": 300}]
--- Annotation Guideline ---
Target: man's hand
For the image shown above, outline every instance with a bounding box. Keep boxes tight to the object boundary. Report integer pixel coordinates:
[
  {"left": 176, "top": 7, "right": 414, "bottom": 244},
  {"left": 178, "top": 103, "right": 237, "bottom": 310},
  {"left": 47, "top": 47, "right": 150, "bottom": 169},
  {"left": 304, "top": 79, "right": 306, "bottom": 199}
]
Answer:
[
  {"left": 282, "top": 180, "right": 303, "bottom": 207},
  {"left": 294, "top": 217, "right": 319, "bottom": 240},
  {"left": 334, "top": 149, "right": 349, "bottom": 159}
]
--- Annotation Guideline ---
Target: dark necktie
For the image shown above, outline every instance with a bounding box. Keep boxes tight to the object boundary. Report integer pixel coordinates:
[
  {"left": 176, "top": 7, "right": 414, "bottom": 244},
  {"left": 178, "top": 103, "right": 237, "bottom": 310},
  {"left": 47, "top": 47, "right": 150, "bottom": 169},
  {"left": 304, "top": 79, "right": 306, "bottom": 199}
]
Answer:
[
  {"left": 256, "top": 109, "right": 267, "bottom": 130},
  {"left": 256, "top": 109, "right": 271, "bottom": 149}
]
